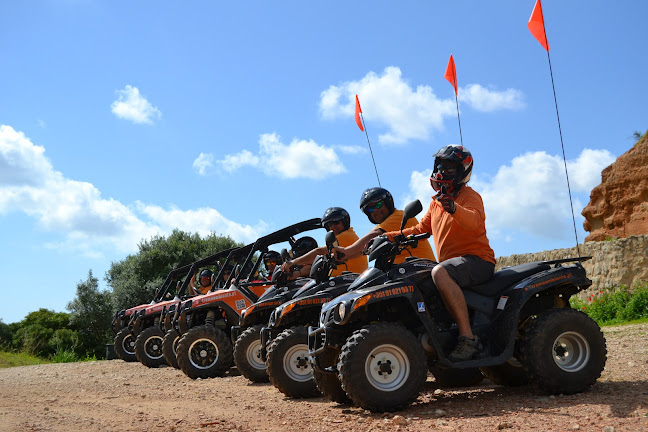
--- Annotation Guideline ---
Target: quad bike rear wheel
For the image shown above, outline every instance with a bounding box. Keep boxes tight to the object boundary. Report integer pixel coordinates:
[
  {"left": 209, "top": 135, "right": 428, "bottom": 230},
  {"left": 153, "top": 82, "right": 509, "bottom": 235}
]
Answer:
[
  {"left": 266, "top": 326, "right": 319, "bottom": 398},
  {"left": 233, "top": 325, "right": 268, "bottom": 383},
  {"left": 520, "top": 308, "right": 607, "bottom": 395},
  {"left": 338, "top": 323, "right": 427, "bottom": 412},
  {"left": 177, "top": 325, "right": 233, "bottom": 379},
  {"left": 135, "top": 326, "right": 167, "bottom": 368},
  {"left": 114, "top": 328, "right": 137, "bottom": 362},
  {"left": 162, "top": 329, "right": 181, "bottom": 369}
]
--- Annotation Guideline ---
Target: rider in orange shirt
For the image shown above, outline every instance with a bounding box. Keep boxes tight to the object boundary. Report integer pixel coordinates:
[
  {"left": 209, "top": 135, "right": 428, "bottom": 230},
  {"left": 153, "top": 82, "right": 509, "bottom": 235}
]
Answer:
[
  {"left": 384, "top": 145, "right": 495, "bottom": 362},
  {"left": 334, "top": 187, "right": 436, "bottom": 264},
  {"left": 282, "top": 207, "right": 368, "bottom": 276}
]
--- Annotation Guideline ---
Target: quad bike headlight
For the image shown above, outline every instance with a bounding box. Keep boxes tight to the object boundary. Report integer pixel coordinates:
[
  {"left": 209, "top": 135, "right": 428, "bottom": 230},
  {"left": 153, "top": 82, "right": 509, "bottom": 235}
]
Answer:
[{"left": 334, "top": 302, "right": 347, "bottom": 324}]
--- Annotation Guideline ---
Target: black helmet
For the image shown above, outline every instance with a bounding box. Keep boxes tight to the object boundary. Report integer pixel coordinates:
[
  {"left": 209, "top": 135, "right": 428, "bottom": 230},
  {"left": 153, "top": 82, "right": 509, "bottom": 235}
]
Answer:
[
  {"left": 431, "top": 145, "right": 473, "bottom": 193},
  {"left": 360, "top": 187, "right": 395, "bottom": 224},
  {"left": 199, "top": 269, "right": 213, "bottom": 279},
  {"left": 321, "top": 207, "right": 351, "bottom": 231},
  {"left": 263, "top": 250, "right": 282, "bottom": 266},
  {"left": 291, "top": 236, "right": 318, "bottom": 258}
]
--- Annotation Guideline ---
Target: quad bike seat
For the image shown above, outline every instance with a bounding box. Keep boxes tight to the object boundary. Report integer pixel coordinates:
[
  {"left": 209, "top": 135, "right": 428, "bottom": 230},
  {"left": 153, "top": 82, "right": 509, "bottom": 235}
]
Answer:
[{"left": 464, "top": 261, "right": 551, "bottom": 297}]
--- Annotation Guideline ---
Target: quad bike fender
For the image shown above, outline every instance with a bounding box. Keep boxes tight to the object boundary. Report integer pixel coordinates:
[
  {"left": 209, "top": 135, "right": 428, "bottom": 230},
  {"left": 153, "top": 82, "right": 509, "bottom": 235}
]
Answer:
[
  {"left": 239, "top": 299, "right": 284, "bottom": 327},
  {"left": 271, "top": 292, "right": 333, "bottom": 328},
  {"left": 338, "top": 280, "right": 434, "bottom": 330}
]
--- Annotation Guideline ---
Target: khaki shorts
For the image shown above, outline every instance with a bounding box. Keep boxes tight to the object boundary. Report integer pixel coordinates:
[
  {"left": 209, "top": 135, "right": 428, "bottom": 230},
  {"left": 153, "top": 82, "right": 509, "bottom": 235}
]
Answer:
[{"left": 439, "top": 255, "right": 494, "bottom": 289}]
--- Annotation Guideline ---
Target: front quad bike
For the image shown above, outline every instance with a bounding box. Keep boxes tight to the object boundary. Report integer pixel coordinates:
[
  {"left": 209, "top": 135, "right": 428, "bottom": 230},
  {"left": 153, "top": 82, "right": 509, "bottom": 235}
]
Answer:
[
  {"left": 231, "top": 218, "right": 323, "bottom": 383},
  {"left": 309, "top": 200, "right": 606, "bottom": 412},
  {"left": 263, "top": 231, "right": 359, "bottom": 398},
  {"left": 175, "top": 243, "right": 271, "bottom": 379},
  {"left": 112, "top": 263, "right": 192, "bottom": 363}
]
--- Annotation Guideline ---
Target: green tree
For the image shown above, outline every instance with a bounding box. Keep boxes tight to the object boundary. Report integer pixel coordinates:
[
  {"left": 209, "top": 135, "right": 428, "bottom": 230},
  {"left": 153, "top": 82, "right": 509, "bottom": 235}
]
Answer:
[
  {"left": 0, "top": 319, "right": 12, "bottom": 349},
  {"left": 107, "top": 229, "right": 240, "bottom": 313},
  {"left": 12, "top": 309, "right": 71, "bottom": 357},
  {"left": 67, "top": 270, "right": 114, "bottom": 358}
]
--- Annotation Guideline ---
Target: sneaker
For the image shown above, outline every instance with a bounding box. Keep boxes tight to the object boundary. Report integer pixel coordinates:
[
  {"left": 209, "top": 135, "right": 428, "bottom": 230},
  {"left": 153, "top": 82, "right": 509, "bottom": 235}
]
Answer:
[{"left": 448, "top": 335, "right": 482, "bottom": 362}]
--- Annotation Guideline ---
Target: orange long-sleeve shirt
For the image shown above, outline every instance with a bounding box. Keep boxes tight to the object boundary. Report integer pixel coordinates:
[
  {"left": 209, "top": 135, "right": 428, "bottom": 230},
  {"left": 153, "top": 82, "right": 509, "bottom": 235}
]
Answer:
[
  {"left": 386, "top": 186, "right": 495, "bottom": 264},
  {"left": 376, "top": 209, "right": 436, "bottom": 263}
]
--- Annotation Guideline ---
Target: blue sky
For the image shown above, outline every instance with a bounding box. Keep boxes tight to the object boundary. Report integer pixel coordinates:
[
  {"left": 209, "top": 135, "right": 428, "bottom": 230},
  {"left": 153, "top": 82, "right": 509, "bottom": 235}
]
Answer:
[{"left": 1, "top": 1, "right": 646, "bottom": 324}]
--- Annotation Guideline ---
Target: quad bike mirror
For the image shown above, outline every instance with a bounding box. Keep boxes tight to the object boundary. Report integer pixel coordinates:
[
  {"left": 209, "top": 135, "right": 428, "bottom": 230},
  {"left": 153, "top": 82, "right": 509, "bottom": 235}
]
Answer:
[
  {"left": 325, "top": 230, "right": 337, "bottom": 252},
  {"left": 401, "top": 200, "right": 423, "bottom": 231}
]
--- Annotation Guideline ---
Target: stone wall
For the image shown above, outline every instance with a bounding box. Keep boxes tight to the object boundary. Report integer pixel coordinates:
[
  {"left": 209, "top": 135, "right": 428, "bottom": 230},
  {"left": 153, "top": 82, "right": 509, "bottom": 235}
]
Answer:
[{"left": 496, "top": 235, "right": 648, "bottom": 294}]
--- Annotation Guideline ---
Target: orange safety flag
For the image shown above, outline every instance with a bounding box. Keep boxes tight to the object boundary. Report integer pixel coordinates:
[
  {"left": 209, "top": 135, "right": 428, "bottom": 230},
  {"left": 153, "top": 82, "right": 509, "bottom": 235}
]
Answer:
[
  {"left": 354, "top": 94, "right": 364, "bottom": 131},
  {"left": 444, "top": 55, "right": 458, "bottom": 96},
  {"left": 528, "top": 0, "right": 550, "bottom": 51}
]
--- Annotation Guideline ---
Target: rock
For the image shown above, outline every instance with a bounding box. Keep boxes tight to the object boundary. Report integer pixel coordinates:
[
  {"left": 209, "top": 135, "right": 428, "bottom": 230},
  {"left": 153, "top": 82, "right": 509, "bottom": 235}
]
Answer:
[
  {"left": 497, "top": 422, "right": 514, "bottom": 429},
  {"left": 392, "top": 415, "right": 408, "bottom": 426},
  {"left": 603, "top": 427, "right": 615, "bottom": 432},
  {"left": 582, "top": 136, "right": 648, "bottom": 242},
  {"left": 433, "top": 409, "right": 446, "bottom": 418}
]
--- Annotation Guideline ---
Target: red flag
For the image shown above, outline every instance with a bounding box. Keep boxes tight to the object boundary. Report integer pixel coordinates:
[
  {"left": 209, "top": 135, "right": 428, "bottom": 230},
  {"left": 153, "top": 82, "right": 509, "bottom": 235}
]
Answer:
[
  {"left": 354, "top": 94, "right": 364, "bottom": 131},
  {"left": 444, "top": 55, "right": 458, "bottom": 96},
  {"left": 528, "top": 0, "right": 550, "bottom": 51}
]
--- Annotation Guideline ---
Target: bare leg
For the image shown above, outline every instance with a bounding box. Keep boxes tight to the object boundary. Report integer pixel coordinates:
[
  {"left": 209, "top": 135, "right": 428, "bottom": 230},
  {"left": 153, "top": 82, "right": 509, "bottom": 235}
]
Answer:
[{"left": 431, "top": 265, "right": 473, "bottom": 338}]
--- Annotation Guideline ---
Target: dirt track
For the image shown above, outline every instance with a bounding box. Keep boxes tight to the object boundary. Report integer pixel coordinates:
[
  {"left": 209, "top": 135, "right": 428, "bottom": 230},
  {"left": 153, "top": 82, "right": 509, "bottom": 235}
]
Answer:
[{"left": 0, "top": 324, "right": 647, "bottom": 432}]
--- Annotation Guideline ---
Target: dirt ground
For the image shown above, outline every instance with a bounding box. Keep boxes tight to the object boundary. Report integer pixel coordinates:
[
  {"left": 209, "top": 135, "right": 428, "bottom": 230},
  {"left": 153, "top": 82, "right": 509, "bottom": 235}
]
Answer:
[{"left": 0, "top": 323, "right": 647, "bottom": 432}]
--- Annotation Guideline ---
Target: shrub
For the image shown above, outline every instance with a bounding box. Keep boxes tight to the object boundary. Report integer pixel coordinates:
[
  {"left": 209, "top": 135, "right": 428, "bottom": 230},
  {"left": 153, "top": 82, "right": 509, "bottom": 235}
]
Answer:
[{"left": 572, "top": 283, "right": 648, "bottom": 325}]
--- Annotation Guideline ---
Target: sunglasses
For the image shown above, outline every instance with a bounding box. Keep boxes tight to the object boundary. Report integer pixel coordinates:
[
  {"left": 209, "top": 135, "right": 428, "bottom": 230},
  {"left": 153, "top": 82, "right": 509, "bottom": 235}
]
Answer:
[
  {"left": 365, "top": 200, "right": 384, "bottom": 214},
  {"left": 264, "top": 259, "right": 278, "bottom": 266}
]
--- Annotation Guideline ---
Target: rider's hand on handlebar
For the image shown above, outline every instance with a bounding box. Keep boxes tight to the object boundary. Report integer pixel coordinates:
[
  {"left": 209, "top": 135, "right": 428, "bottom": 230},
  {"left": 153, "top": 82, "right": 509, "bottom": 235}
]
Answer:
[{"left": 281, "top": 261, "right": 293, "bottom": 273}]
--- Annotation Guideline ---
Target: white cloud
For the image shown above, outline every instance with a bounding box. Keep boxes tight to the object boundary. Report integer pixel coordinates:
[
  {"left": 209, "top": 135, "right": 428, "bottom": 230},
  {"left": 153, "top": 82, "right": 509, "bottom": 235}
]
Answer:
[
  {"left": 193, "top": 152, "right": 215, "bottom": 176},
  {"left": 0, "top": 125, "right": 266, "bottom": 256},
  {"left": 459, "top": 84, "right": 525, "bottom": 112},
  {"left": 111, "top": 85, "right": 161, "bottom": 125},
  {"left": 214, "top": 132, "right": 346, "bottom": 180},
  {"left": 404, "top": 149, "right": 615, "bottom": 242},
  {"left": 319, "top": 66, "right": 524, "bottom": 145},
  {"left": 336, "top": 145, "right": 367, "bottom": 155}
]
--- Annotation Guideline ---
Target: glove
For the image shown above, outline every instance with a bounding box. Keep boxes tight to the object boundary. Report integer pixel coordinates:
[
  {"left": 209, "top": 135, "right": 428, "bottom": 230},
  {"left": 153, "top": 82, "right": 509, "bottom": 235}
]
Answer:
[{"left": 436, "top": 186, "right": 456, "bottom": 214}]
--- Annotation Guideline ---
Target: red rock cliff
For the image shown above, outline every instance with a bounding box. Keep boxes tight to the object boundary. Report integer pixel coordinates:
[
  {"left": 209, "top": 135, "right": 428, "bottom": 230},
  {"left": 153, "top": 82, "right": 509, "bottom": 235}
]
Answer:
[{"left": 582, "top": 135, "right": 648, "bottom": 242}]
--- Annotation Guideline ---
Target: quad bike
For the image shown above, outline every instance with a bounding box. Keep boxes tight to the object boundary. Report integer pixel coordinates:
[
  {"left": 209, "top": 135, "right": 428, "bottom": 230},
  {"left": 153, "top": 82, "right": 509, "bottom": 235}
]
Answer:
[
  {"left": 173, "top": 242, "right": 274, "bottom": 379},
  {"left": 111, "top": 264, "right": 192, "bottom": 363},
  {"left": 230, "top": 218, "right": 324, "bottom": 383},
  {"left": 308, "top": 200, "right": 607, "bottom": 412},
  {"left": 261, "top": 230, "right": 359, "bottom": 398},
  {"left": 155, "top": 247, "right": 240, "bottom": 369}
]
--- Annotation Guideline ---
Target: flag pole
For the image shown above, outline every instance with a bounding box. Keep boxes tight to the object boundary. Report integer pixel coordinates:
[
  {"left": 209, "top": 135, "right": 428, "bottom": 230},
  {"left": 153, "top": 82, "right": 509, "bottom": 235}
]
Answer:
[
  {"left": 445, "top": 55, "right": 464, "bottom": 147},
  {"left": 360, "top": 113, "right": 382, "bottom": 187},
  {"left": 453, "top": 91, "right": 464, "bottom": 147},
  {"left": 529, "top": 0, "right": 581, "bottom": 257},
  {"left": 355, "top": 95, "right": 381, "bottom": 187}
]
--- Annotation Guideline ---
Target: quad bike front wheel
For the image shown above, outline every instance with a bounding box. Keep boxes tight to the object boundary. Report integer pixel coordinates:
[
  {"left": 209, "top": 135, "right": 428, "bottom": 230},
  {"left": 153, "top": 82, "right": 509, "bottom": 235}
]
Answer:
[
  {"left": 338, "top": 323, "right": 427, "bottom": 412},
  {"left": 176, "top": 325, "right": 233, "bottom": 379},
  {"left": 114, "top": 327, "right": 137, "bottom": 362},
  {"left": 233, "top": 325, "right": 268, "bottom": 383},
  {"left": 266, "top": 326, "right": 319, "bottom": 398},
  {"left": 135, "top": 326, "right": 167, "bottom": 368},
  {"left": 520, "top": 308, "right": 607, "bottom": 395},
  {"left": 312, "top": 348, "right": 350, "bottom": 404},
  {"left": 162, "top": 329, "right": 181, "bottom": 369}
]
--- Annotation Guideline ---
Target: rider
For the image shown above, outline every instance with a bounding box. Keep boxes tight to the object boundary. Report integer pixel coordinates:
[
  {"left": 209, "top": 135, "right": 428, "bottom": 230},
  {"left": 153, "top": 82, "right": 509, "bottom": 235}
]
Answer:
[
  {"left": 262, "top": 250, "right": 282, "bottom": 280},
  {"left": 283, "top": 236, "right": 321, "bottom": 278},
  {"left": 189, "top": 269, "right": 214, "bottom": 295},
  {"left": 383, "top": 145, "right": 495, "bottom": 362},
  {"left": 282, "top": 207, "right": 368, "bottom": 276},
  {"left": 334, "top": 187, "right": 436, "bottom": 264}
]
